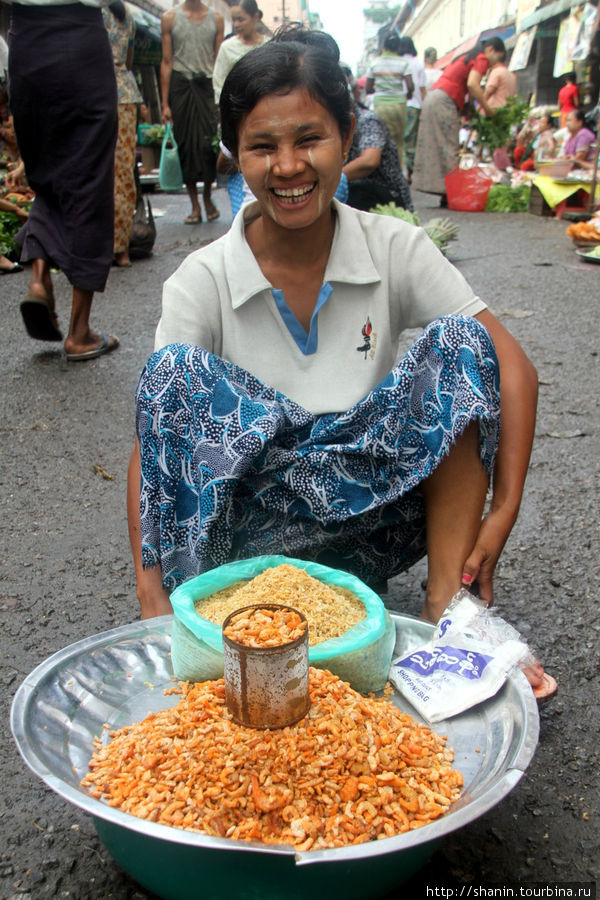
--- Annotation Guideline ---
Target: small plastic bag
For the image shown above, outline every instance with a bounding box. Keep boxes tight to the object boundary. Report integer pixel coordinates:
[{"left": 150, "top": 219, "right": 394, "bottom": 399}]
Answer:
[
  {"left": 389, "top": 589, "right": 535, "bottom": 723},
  {"left": 158, "top": 123, "right": 183, "bottom": 192},
  {"left": 170, "top": 554, "right": 396, "bottom": 693}
]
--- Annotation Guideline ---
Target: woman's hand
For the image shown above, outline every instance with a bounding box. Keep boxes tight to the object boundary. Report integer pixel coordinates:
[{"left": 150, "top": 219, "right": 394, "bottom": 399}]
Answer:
[
  {"left": 161, "top": 104, "right": 173, "bottom": 125},
  {"left": 460, "top": 505, "right": 517, "bottom": 606}
]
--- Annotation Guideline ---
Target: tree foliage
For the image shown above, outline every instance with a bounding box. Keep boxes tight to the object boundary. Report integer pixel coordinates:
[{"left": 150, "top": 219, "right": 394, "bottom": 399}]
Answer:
[{"left": 362, "top": 4, "right": 400, "bottom": 24}]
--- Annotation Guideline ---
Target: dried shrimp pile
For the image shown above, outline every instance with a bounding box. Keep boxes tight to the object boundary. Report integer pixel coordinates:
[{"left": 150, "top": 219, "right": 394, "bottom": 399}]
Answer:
[
  {"left": 195, "top": 564, "right": 366, "bottom": 645},
  {"left": 82, "top": 668, "right": 463, "bottom": 850},
  {"left": 223, "top": 606, "right": 306, "bottom": 647}
]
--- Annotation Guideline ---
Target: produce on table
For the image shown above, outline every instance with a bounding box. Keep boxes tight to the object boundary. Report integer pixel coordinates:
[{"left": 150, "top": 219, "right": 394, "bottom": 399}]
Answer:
[
  {"left": 372, "top": 203, "right": 459, "bottom": 255},
  {"left": 81, "top": 667, "right": 463, "bottom": 849},
  {"left": 138, "top": 124, "right": 166, "bottom": 145}
]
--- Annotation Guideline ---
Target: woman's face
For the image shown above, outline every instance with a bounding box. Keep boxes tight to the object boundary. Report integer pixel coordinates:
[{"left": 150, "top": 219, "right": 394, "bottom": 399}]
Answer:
[
  {"left": 484, "top": 45, "right": 504, "bottom": 66},
  {"left": 237, "top": 87, "right": 354, "bottom": 232},
  {"left": 566, "top": 111, "right": 581, "bottom": 134},
  {"left": 231, "top": 6, "right": 258, "bottom": 41}
]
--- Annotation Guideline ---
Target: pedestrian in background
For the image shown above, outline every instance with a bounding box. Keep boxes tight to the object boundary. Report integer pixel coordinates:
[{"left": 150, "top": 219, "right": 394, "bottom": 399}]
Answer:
[
  {"left": 413, "top": 38, "right": 505, "bottom": 205},
  {"left": 343, "top": 92, "right": 413, "bottom": 212},
  {"left": 212, "top": 0, "right": 268, "bottom": 105},
  {"left": 398, "top": 35, "right": 427, "bottom": 182},
  {"left": 558, "top": 72, "right": 579, "bottom": 128},
  {"left": 366, "top": 31, "right": 414, "bottom": 169},
  {"left": 160, "top": 0, "right": 224, "bottom": 224},
  {"left": 9, "top": 0, "right": 120, "bottom": 360},
  {"left": 423, "top": 46, "right": 438, "bottom": 89},
  {"left": 483, "top": 49, "right": 517, "bottom": 111},
  {"left": 212, "top": 0, "right": 269, "bottom": 218},
  {"left": 103, "top": 0, "right": 143, "bottom": 269}
]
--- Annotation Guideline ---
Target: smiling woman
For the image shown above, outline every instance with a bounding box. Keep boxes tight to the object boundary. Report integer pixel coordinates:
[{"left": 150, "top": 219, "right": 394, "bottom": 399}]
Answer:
[{"left": 127, "top": 27, "right": 547, "bottom": 704}]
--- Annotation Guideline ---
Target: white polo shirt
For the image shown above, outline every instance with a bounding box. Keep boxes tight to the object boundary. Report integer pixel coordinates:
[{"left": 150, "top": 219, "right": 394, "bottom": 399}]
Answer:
[{"left": 155, "top": 200, "right": 486, "bottom": 415}]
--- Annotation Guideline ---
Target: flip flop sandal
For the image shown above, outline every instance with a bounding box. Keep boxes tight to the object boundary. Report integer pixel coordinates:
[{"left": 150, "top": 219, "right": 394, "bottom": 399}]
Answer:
[
  {"left": 206, "top": 208, "right": 221, "bottom": 221},
  {"left": 20, "top": 297, "right": 63, "bottom": 341},
  {"left": 65, "top": 333, "right": 119, "bottom": 362},
  {"left": 0, "top": 262, "right": 24, "bottom": 275},
  {"left": 184, "top": 213, "right": 202, "bottom": 224}
]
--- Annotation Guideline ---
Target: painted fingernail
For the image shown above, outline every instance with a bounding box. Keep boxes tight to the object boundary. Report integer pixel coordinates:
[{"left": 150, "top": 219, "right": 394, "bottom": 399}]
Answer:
[{"left": 461, "top": 573, "right": 473, "bottom": 584}]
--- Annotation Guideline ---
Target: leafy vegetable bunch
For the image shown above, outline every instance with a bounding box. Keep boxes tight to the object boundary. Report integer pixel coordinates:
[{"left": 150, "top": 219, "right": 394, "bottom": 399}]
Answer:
[
  {"left": 485, "top": 183, "right": 531, "bottom": 213},
  {"left": 0, "top": 208, "right": 23, "bottom": 258},
  {"left": 471, "top": 96, "right": 530, "bottom": 154},
  {"left": 371, "top": 203, "right": 459, "bottom": 254}
]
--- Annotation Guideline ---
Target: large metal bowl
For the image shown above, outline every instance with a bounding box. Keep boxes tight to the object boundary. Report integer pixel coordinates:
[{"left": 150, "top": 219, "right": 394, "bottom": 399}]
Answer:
[{"left": 11, "top": 614, "right": 538, "bottom": 899}]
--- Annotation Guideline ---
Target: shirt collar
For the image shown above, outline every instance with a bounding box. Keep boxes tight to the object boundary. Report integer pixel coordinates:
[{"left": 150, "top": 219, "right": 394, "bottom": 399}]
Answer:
[{"left": 224, "top": 199, "right": 381, "bottom": 310}]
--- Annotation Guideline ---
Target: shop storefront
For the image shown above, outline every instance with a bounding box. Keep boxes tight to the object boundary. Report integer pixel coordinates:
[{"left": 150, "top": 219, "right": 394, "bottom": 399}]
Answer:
[{"left": 510, "top": 0, "right": 599, "bottom": 109}]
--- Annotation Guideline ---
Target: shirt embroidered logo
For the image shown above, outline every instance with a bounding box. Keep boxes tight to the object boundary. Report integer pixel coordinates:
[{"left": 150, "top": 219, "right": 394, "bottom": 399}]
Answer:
[{"left": 357, "top": 317, "right": 373, "bottom": 359}]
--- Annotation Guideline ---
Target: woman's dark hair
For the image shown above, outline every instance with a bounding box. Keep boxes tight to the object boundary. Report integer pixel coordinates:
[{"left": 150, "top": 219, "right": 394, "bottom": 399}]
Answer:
[
  {"left": 238, "top": 0, "right": 261, "bottom": 17},
  {"left": 565, "top": 72, "right": 577, "bottom": 84},
  {"left": 220, "top": 26, "right": 352, "bottom": 157},
  {"left": 108, "top": 0, "right": 126, "bottom": 22},
  {"left": 383, "top": 31, "right": 401, "bottom": 54},
  {"left": 571, "top": 108, "right": 585, "bottom": 123},
  {"left": 461, "top": 36, "right": 506, "bottom": 65},
  {"left": 397, "top": 36, "right": 417, "bottom": 57}
]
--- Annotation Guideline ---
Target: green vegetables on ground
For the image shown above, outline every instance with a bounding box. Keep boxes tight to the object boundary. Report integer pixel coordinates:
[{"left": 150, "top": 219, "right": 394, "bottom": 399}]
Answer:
[
  {"left": 485, "top": 183, "right": 531, "bottom": 213},
  {"left": 0, "top": 209, "right": 23, "bottom": 258},
  {"left": 371, "top": 203, "right": 460, "bottom": 254}
]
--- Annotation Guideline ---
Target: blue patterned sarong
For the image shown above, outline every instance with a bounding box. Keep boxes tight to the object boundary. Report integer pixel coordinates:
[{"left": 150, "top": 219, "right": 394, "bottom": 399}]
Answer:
[{"left": 136, "top": 316, "right": 500, "bottom": 591}]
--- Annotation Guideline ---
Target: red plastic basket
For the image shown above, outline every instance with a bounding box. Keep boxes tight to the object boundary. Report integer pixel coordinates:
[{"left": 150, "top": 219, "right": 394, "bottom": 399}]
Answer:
[{"left": 445, "top": 165, "right": 494, "bottom": 211}]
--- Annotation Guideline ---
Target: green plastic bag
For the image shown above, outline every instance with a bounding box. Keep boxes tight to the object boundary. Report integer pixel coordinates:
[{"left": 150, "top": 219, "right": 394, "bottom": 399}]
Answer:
[
  {"left": 170, "top": 554, "right": 396, "bottom": 693},
  {"left": 158, "top": 122, "right": 183, "bottom": 191}
]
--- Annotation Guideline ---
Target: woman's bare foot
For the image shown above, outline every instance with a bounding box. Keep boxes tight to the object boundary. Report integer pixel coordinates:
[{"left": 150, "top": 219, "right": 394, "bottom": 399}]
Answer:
[{"left": 114, "top": 251, "right": 132, "bottom": 268}]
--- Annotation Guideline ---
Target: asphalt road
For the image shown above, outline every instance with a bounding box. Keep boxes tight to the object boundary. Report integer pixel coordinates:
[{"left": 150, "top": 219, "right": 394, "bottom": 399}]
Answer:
[{"left": 1, "top": 187, "right": 598, "bottom": 899}]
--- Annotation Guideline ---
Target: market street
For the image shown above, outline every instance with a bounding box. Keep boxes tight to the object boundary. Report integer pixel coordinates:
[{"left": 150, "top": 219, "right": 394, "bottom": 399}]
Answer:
[{"left": 0, "top": 187, "right": 598, "bottom": 898}]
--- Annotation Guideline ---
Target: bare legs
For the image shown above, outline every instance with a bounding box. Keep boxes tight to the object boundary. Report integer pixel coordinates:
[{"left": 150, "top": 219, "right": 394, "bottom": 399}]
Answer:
[
  {"left": 185, "top": 180, "right": 219, "bottom": 222},
  {"left": 27, "top": 257, "right": 117, "bottom": 357},
  {"left": 185, "top": 181, "right": 203, "bottom": 222},
  {"left": 420, "top": 422, "right": 489, "bottom": 623}
]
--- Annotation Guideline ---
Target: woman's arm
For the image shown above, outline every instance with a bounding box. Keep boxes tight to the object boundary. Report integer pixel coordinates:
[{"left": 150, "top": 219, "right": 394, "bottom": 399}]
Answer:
[
  {"left": 462, "top": 309, "right": 538, "bottom": 603},
  {"left": 467, "top": 68, "right": 495, "bottom": 117},
  {"left": 160, "top": 11, "right": 175, "bottom": 123},
  {"left": 127, "top": 439, "right": 173, "bottom": 618},
  {"left": 343, "top": 147, "right": 381, "bottom": 181}
]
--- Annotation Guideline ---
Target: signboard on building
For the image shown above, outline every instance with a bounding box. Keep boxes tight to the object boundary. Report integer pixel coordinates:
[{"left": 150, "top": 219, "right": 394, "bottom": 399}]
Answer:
[{"left": 509, "top": 24, "right": 538, "bottom": 70}]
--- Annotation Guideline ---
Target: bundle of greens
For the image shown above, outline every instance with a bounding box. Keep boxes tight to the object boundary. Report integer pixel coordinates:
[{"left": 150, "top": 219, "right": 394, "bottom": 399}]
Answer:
[
  {"left": 471, "top": 96, "right": 530, "bottom": 155},
  {"left": 485, "top": 183, "right": 531, "bottom": 213},
  {"left": 371, "top": 203, "right": 459, "bottom": 255},
  {"left": 0, "top": 209, "right": 23, "bottom": 259}
]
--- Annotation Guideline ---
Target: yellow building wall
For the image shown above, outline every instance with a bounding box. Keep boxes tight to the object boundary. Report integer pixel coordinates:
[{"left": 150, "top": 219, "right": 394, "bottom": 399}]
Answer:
[{"left": 405, "top": 0, "right": 517, "bottom": 58}]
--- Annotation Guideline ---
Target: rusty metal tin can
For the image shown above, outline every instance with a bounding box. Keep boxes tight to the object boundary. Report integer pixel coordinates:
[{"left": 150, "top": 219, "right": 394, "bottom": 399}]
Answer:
[{"left": 222, "top": 604, "right": 310, "bottom": 729}]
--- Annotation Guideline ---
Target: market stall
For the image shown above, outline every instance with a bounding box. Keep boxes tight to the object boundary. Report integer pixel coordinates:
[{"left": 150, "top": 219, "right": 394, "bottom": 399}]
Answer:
[{"left": 530, "top": 166, "right": 598, "bottom": 217}]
